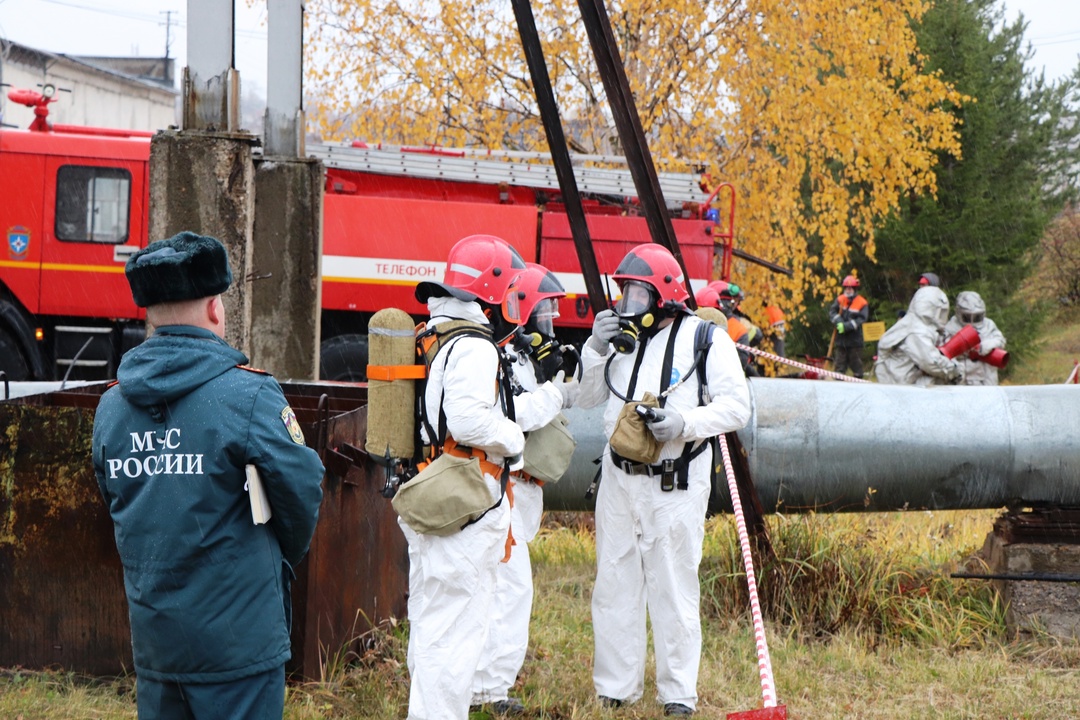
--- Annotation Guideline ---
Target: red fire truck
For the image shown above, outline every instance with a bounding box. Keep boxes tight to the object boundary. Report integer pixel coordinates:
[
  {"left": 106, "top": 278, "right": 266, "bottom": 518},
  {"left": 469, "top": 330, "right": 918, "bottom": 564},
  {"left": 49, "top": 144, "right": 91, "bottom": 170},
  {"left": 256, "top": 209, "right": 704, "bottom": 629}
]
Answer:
[{"left": 0, "top": 85, "right": 736, "bottom": 383}]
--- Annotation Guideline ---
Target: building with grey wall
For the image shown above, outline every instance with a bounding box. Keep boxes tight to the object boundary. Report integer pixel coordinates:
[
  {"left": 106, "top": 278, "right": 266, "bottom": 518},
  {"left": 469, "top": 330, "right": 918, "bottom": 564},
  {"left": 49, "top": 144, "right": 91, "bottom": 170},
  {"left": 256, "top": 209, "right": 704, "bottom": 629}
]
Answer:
[{"left": 0, "top": 39, "right": 177, "bottom": 131}]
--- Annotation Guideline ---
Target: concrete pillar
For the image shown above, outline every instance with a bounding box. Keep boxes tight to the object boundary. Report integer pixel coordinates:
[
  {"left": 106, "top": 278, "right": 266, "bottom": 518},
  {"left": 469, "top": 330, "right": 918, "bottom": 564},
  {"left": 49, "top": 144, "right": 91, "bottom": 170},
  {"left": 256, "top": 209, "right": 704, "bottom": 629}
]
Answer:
[
  {"left": 148, "top": 130, "right": 258, "bottom": 356},
  {"left": 265, "top": 0, "right": 305, "bottom": 156},
  {"left": 250, "top": 158, "right": 324, "bottom": 379},
  {"left": 983, "top": 530, "right": 1080, "bottom": 640},
  {"left": 154, "top": 0, "right": 323, "bottom": 380},
  {"left": 184, "top": 0, "right": 240, "bottom": 131}
]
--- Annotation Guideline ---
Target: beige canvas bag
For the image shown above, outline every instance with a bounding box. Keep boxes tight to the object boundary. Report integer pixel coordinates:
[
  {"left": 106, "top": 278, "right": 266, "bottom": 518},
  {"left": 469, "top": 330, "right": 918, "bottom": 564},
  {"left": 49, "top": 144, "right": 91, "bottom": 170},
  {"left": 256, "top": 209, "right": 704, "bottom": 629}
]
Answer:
[
  {"left": 391, "top": 453, "right": 497, "bottom": 536},
  {"left": 608, "top": 391, "right": 662, "bottom": 465},
  {"left": 522, "top": 412, "right": 577, "bottom": 483}
]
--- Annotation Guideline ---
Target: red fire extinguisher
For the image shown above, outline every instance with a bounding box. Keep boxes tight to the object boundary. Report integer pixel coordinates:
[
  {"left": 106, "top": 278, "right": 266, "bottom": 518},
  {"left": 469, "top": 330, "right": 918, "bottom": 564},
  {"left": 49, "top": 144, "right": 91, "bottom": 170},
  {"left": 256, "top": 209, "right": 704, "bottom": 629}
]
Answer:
[{"left": 938, "top": 324, "right": 980, "bottom": 359}]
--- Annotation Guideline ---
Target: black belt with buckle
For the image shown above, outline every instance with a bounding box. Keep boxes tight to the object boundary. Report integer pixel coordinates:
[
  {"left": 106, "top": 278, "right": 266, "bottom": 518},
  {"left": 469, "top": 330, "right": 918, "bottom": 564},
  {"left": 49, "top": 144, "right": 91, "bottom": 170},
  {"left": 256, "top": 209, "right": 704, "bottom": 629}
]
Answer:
[{"left": 608, "top": 443, "right": 709, "bottom": 491}]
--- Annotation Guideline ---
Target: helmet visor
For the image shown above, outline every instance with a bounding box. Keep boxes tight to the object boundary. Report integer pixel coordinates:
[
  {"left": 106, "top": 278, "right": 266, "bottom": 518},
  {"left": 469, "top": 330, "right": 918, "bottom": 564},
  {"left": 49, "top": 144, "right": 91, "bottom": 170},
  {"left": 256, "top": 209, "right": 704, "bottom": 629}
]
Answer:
[
  {"left": 959, "top": 311, "right": 984, "bottom": 325},
  {"left": 615, "top": 280, "right": 655, "bottom": 318},
  {"left": 527, "top": 297, "right": 560, "bottom": 337},
  {"left": 502, "top": 286, "right": 524, "bottom": 325}
]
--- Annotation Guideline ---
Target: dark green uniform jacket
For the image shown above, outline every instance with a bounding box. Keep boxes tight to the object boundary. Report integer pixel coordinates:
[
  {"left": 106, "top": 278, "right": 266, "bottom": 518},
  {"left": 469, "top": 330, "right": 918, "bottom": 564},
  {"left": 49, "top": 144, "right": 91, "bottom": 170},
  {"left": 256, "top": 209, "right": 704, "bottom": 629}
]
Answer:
[{"left": 92, "top": 326, "right": 324, "bottom": 683}]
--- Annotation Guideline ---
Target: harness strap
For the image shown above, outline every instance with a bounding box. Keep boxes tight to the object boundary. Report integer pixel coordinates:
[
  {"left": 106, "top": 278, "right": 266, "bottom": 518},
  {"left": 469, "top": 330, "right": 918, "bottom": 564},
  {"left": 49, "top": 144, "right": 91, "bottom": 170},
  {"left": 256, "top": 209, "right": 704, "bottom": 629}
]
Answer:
[
  {"left": 367, "top": 364, "right": 427, "bottom": 381},
  {"left": 438, "top": 438, "right": 505, "bottom": 478},
  {"left": 415, "top": 324, "right": 514, "bottom": 535},
  {"left": 623, "top": 331, "right": 650, "bottom": 401},
  {"left": 657, "top": 313, "right": 684, "bottom": 407},
  {"left": 608, "top": 441, "right": 710, "bottom": 480},
  {"left": 510, "top": 468, "right": 542, "bottom": 485}
]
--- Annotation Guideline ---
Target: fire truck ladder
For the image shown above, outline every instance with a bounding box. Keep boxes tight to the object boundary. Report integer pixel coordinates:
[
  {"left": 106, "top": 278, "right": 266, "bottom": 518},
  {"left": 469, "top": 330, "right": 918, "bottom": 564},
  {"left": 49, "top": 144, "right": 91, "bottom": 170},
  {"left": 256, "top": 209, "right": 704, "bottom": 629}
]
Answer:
[{"left": 307, "top": 143, "right": 711, "bottom": 209}]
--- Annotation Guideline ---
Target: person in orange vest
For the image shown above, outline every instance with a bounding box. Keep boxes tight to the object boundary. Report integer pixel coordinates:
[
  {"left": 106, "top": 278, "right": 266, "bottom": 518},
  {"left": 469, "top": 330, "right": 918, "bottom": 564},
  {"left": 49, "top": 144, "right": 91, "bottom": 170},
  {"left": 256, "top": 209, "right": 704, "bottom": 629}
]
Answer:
[{"left": 828, "top": 275, "right": 869, "bottom": 378}]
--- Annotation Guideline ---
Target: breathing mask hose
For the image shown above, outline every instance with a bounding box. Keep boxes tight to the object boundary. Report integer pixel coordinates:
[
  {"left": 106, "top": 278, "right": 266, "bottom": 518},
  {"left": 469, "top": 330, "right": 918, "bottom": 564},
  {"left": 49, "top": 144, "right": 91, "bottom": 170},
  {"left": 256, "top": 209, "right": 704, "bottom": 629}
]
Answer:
[
  {"left": 604, "top": 353, "right": 631, "bottom": 402},
  {"left": 603, "top": 340, "right": 709, "bottom": 403},
  {"left": 561, "top": 345, "right": 582, "bottom": 380}
]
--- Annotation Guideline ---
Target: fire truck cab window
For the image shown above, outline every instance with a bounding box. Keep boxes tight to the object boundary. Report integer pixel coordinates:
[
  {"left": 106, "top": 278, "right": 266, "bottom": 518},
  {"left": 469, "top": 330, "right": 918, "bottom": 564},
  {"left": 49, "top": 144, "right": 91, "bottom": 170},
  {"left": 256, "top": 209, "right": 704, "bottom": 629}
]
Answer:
[{"left": 55, "top": 166, "right": 131, "bottom": 244}]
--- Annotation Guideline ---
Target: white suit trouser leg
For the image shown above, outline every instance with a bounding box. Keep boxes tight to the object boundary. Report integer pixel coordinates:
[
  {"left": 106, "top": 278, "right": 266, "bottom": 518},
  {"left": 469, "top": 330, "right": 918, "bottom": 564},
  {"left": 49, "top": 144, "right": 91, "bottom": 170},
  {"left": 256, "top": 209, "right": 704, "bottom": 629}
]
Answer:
[
  {"left": 400, "top": 496, "right": 511, "bottom": 720},
  {"left": 471, "top": 480, "right": 544, "bottom": 704},
  {"left": 592, "top": 455, "right": 710, "bottom": 710}
]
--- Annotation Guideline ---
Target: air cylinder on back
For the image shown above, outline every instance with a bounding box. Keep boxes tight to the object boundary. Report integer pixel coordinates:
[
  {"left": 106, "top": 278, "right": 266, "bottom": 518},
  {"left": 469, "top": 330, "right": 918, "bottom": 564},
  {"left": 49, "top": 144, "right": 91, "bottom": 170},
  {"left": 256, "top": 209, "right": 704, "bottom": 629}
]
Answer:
[{"left": 365, "top": 308, "right": 418, "bottom": 464}]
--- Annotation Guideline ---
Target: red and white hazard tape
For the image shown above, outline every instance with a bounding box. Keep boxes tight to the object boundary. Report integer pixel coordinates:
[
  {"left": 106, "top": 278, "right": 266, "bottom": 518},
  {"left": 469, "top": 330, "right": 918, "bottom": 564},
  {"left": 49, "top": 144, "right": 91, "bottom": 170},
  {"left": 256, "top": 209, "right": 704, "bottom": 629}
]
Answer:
[
  {"left": 718, "top": 433, "right": 779, "bottom": 709},
  {"left": 1066, "top": 362, "right": 1079, "bottom": 385},
  {"left": 736, "top": 344, "right": 871, "bottom": 384}
]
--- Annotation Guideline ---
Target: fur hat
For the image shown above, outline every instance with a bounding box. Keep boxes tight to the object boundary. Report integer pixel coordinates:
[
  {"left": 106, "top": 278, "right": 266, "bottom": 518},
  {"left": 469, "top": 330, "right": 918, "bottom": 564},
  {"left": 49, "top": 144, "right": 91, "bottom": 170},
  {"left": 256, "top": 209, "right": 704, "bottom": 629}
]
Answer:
[{"left": 125, "top": 231, "right": 233, "bottom": 307}]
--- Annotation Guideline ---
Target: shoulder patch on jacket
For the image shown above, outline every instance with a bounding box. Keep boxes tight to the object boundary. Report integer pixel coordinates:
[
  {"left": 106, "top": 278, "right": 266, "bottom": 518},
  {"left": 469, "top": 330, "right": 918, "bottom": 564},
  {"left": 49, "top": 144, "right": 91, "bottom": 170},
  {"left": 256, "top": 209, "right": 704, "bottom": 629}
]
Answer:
[
  {"left": 237, "top": 364, "right": 270, "bottom": 374},
  {"left": 281, "top": 406, "right": 305, "bottom": 444}
]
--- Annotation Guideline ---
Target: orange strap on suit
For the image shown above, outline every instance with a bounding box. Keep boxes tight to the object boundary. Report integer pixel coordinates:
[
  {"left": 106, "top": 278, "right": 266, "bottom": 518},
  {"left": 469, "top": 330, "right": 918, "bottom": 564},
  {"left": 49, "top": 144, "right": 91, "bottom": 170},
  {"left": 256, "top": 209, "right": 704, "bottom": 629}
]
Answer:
[{"left": 422, "top": 438, "right": 518, "bottom": 561}]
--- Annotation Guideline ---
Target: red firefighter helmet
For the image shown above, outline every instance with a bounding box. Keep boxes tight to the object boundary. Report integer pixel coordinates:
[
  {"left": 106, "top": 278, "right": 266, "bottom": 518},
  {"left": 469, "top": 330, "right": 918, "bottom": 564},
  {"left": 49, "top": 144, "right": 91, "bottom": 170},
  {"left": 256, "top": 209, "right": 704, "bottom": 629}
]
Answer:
[
  {"left": 842, "top": 275, "right": 860, "bottom": 288},
  {"left": 612, "top": 244, "right": 690, "bottom": 306},
  {"left": 415, "top": 234, "right": 527, "bottom": 304},
  {"left": 694, "top": 280, "right": 742, "bottom": 309},
  {"left": 503, "top": 263, "right": 566, "bottom": 332}
]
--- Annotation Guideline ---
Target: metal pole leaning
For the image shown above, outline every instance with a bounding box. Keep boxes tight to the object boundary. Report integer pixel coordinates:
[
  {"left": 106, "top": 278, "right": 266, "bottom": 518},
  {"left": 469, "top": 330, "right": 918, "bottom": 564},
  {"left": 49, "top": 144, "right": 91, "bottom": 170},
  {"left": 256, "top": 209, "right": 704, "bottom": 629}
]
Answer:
[
  {"left": 511, "top": 0, "right": 609, "bottom": 316},
  {"left": 575, "top": 0, "right": 696, "bottom": 308},
  {"left": 719, "top": 433, "right": 787, "bottom": 720}
]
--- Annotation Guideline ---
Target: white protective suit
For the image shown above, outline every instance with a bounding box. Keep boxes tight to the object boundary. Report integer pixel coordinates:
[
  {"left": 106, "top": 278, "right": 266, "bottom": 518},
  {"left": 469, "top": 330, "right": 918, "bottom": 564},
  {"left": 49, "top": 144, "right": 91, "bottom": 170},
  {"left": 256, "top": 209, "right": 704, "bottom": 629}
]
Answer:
[
  {"left": 874, "top": 286, "right": 961, "bottom": 386},
  {"left": 470, "top": 349, "right": 566, "bottom": 706},
  {"left": 401, "top": 296, "right": 525, "bottom": 720},
  {"left": 577, "top": 313, "right": 751, "bottom": 710},
  {"left": 943, "top": 291, "right": 1006, "bottom": 386}
]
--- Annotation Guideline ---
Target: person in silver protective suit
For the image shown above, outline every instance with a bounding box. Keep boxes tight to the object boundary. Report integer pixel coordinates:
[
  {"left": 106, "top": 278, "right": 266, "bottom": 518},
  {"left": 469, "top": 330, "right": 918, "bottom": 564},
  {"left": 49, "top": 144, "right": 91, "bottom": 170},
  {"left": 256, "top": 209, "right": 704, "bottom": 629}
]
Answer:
[
  {"left": 874, "top": 286, "right": 962, "bottom": 386},
  {"left": 943, "top": 291, "right": 1006, "bottom": 386}
]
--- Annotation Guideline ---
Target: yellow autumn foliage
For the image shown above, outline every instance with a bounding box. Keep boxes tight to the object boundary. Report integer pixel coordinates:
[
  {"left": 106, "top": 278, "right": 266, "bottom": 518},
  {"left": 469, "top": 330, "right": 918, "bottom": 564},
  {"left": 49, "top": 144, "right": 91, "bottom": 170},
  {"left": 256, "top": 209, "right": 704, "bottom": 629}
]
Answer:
[{"left": 305, "top": 0, "right": 964, "bottom": 320}]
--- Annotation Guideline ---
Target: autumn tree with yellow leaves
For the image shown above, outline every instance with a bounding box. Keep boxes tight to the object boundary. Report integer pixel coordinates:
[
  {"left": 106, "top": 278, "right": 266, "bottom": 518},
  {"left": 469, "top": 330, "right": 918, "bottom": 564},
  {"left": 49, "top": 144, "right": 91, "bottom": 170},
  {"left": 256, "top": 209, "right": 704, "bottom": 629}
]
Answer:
[{"left": 306, "top": 0, "right": 964, "bottom": 318}]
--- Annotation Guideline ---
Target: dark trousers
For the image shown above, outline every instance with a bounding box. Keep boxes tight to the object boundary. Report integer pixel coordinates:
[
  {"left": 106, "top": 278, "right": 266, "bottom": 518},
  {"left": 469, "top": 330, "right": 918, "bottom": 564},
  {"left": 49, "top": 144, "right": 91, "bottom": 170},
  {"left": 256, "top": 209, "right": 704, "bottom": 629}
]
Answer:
[
  {"left": 136, "top": 665, "right": 286, "bottom": 720},
  {"left": 834, "top": 345, "right": 864, "bottom": 378}
]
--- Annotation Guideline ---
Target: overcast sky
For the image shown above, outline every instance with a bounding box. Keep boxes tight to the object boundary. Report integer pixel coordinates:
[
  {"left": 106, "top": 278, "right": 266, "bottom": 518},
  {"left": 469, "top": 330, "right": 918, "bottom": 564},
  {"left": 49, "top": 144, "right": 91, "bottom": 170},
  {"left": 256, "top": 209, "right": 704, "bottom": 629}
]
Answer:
[{"left": 0, "top": 0, "right": 1077, "bottom": 98}]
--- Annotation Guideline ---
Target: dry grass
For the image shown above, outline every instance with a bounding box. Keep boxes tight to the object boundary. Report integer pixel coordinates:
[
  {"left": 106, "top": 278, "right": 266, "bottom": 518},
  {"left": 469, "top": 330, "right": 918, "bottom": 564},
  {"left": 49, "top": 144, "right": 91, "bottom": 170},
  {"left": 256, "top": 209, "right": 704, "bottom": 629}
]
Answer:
[
  {"left": 8, "top": 510, "right": 1080, "bottom": 719},
  {"left": 1005, "top": 306, "right": 1080, "bottom": 385}
]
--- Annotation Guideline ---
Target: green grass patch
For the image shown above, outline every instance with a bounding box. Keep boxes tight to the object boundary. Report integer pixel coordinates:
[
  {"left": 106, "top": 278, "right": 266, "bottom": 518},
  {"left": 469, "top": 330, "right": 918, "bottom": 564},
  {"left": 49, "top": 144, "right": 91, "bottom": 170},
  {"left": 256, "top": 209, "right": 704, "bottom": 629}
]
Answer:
[{"left": 701, "top": 511, "right": 1005, "bottom": 648}]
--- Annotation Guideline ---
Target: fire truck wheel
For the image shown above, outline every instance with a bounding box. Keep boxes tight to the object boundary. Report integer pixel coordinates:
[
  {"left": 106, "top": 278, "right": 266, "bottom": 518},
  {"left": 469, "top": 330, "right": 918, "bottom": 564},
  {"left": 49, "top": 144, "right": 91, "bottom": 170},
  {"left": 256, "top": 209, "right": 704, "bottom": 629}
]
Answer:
[
  {"left": 0, "top": 328, "right": 31, "bottom": 381},
  {"left": 320, "top": 334, "right": 369, "bottom": 382}
]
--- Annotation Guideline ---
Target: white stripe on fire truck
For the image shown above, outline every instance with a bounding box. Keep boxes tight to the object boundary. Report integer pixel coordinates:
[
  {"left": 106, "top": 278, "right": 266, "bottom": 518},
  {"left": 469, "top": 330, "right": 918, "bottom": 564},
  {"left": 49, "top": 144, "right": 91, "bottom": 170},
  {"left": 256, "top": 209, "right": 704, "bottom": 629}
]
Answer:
[
  {"left": 320, "top": 257, "right": 709, "bottom": 297},
  {"left": 321, "top": 255, "right": 445, "bottom": 284}
]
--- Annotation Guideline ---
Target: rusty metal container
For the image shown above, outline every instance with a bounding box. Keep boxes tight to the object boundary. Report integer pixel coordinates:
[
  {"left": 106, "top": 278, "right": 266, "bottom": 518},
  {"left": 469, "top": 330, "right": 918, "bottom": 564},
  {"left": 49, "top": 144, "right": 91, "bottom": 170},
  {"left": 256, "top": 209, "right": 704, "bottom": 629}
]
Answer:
[{"left": 0, "top": 381, "right": 406, "bottom": 680}]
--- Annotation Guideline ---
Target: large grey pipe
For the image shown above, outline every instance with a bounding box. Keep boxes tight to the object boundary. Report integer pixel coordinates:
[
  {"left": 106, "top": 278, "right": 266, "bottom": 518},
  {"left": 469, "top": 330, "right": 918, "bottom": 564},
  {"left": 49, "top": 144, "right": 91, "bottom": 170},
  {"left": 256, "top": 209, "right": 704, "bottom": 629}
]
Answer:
[{"left": 544, "top": 379, "right": 1080, "bottom": 512}]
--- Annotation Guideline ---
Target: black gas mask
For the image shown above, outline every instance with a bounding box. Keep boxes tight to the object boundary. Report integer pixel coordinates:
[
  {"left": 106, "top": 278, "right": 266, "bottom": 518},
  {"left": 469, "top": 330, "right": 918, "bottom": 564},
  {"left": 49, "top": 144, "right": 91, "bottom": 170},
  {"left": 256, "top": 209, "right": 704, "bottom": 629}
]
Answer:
[
  {"left": 482, "top": 302, "right": 519, "bottom": 345},
  {"left": 612, "top": 280, "right": 661, "bottom": 354}
]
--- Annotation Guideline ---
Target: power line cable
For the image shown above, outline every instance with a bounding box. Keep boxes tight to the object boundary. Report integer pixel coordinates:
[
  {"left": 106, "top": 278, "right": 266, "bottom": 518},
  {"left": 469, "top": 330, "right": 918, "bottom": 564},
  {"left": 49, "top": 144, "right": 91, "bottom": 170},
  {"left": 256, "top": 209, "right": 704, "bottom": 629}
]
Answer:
[
  {"left": 1032, "top": 36, "right": 1080, "bottom": 48},
  {"left": 1028, "top": 28, "right": 1080, "bottom": 42},
  {"left": 36, "top": 0, "right": 267, "bottom": 40},
  {"left": 41, "top": 0, "right": 164, "bottom": 24}
]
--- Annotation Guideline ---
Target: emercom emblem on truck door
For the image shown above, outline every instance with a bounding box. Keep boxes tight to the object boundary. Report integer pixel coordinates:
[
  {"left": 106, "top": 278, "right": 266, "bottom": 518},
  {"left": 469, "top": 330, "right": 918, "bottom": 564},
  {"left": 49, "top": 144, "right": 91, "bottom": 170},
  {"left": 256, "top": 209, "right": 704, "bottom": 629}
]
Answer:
[{"left": 7, "top": 226, "right": 30, "bottom": 260}]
